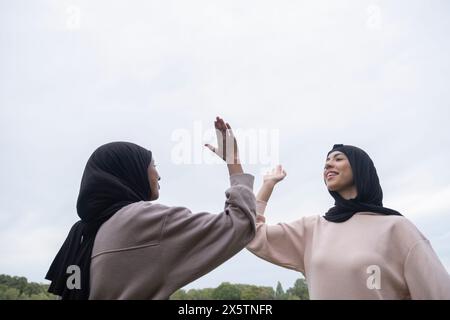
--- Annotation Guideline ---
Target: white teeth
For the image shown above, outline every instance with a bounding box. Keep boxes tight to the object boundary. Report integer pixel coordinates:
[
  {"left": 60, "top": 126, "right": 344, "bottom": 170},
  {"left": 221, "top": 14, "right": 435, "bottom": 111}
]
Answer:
[{"left": 327, "top": 172, "right": 338, "bottom": 178}]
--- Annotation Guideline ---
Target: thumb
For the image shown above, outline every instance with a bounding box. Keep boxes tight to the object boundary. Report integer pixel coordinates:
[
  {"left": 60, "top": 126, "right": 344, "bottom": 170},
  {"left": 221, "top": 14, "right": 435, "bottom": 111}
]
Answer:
[{"left": 204, "top": 144, "right": 216, "bottom": 153}]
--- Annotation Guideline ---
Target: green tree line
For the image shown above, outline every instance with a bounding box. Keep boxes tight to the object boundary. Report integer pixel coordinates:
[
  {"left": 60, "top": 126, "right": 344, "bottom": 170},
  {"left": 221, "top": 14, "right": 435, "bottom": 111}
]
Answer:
[
  {"left": 170, "top": 279, "right": 309, "bottom": 300},
  {"left": 0, "top": 274, "right": 309, "bottom": 300},
  {"left": 0, "top": 274, "right": 57, "bottom": 300}
]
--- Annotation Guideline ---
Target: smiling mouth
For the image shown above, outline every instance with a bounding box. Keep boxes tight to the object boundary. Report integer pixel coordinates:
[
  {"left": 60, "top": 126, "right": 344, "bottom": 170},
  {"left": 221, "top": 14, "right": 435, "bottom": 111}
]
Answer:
[{"left": 326, "top": 172, "right": 338, "bottom": 180}]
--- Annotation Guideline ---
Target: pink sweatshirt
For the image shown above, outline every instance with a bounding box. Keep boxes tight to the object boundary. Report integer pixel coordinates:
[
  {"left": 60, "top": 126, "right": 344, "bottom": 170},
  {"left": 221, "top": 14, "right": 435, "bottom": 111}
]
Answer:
[
  {"left": 247, "top": 200, "right": 450, "bottom": 300},
  {"left": 89, "top": 173, "right": 256, "bottom": 299}
]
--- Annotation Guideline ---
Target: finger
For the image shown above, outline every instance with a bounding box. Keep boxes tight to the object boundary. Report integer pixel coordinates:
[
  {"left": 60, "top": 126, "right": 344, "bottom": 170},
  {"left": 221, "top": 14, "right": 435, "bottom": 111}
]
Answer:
[
  {"left": 214, "top": 118, "right": 224, "bottom": 142},
  {"left": 226, "top": 123, "right": 238, "bottom": 156},
  {"left": 215, "top": 127, "right": 223, "bottom": 144},
  {"left": 204, "top": 144, "right": 216, "bottom": 153},
  {"left": 215, "top": 117, "right": 225, "bottom": 131},
  {"left": 218, "top": 117, "right": 226, "bottom": 132},
  {"left": 218, "top": 119, "right": 227, "bottom": 140},
  {"left": 226, "top": 122, "right": 235, "bottom": 138},
  {"left": 214, "top": 119, "right": 220, "bottom": 130},
  {"left": 215, "top": 120, "right": 225, "bottom": 143}
]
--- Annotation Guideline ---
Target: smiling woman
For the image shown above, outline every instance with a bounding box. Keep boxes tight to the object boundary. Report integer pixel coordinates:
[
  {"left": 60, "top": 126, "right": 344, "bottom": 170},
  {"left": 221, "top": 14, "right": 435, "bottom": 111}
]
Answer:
[
  {"left": 324, "top": 150, "right": 357, "bottom": 200},
  {"left": 322, "top": 144, "right": 402, "bottom": 223},
  {"left": 247, "top": 144, "right": 450, "bottom": 300}
]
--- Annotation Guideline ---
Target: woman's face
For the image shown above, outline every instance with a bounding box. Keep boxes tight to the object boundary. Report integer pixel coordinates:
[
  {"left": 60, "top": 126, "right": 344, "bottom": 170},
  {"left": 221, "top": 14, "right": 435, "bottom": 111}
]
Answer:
[
  {"left": 324, "top": 151, "right": 356, "bottom": 199},
  {"left": 147, "top": 158, "right": 161, "bottom": 201}
]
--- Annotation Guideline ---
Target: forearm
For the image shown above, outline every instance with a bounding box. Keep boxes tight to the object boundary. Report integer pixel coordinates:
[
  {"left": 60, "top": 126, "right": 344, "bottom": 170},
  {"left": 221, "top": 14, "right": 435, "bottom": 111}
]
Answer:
[
  {"left": 246, "top": 218, "right": 307, "bottom": 273},
  {"left": 163, "top": 175, "right": 256, "bottom": 292},
  {"left": 256, "top": 181, "right": 276, "bottom": 202}
]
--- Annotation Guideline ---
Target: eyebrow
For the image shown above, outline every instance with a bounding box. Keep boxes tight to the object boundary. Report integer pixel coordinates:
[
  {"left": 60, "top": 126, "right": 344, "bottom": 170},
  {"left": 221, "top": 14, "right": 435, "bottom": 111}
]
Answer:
[{"left": 326, "top": 153, "right": 344, "bottom": 161}]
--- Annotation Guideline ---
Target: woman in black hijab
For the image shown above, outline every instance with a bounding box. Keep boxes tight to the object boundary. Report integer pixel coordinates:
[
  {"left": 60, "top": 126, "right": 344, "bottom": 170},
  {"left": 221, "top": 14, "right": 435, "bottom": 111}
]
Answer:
[
  {"left": 323, "top": 144, "right": 402, "bottom": 222},
  {"left": 247, "top": 144, "right": 450, "bottom": 299},
  {"left": 46, "top": 142, "right": 155, "bottom": 299},
  {"left": 46, "top": 117, "right": 258, "bottom": 300}
]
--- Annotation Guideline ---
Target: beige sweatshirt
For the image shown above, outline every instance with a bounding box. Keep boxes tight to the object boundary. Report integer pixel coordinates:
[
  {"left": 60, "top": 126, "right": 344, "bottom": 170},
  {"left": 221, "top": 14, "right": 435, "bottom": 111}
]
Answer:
[
  {"left": 89, "top": 173, "right": 256, "bottom": 300},
  {"left": 247, "top": 200, "right": 450, "bottom": 300}
]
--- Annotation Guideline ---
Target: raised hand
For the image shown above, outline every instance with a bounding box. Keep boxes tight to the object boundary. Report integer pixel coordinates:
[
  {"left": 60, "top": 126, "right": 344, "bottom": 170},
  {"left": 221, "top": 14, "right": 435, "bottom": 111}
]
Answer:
[
  {"left": 205, "top": 116, "right": 239, "bottom": 165},
  {"left": 257, "top": 165, "right": 287, "bottom": 203},
  {"left": 263, "top": 165, "right": 287, "bottom": 185}
]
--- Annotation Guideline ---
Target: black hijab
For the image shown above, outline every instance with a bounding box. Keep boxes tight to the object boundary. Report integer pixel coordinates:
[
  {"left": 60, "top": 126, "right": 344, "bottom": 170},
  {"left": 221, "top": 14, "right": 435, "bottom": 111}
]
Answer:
[
  {"left": 324, "top": 144, "right": 402, "bottom": 223},
  {"left": 45, "top": 142, "right": 153, "bottom": 299}
]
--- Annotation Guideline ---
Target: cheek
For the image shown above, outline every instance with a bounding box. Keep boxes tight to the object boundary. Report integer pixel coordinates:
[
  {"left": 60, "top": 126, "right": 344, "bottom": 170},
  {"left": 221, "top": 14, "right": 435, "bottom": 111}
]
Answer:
[
  {"left": 340, "top": 164, "right": 353, "bottom": 183},
  {"left": 150, "top": 175, "right": 158, "bottom": 187},
  {"left": 325, "top": 175, "right": 337, "bottom": 188}
]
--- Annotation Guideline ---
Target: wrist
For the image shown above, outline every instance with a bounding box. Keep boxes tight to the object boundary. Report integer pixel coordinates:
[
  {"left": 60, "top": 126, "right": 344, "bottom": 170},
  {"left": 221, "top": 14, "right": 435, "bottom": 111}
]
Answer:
[
  {"left": 227, "top": 163, "right": 243, "bottom": 175},
  {"left": 226, "top": 155, "right": 240, "bottom": 165},
  {"left": 262, "top": 180, "right": 277, "bottom": 188}
]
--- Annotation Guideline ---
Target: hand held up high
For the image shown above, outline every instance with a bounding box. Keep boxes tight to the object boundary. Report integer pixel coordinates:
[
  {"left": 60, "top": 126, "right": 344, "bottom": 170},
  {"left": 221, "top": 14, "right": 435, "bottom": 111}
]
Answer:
[
  {"left": 205, "top": 116, "right": 243, "bottom": 176},
  {"left": 257, "top": 165, "right": 287, "bottom": 203},
  {"left": 263, "top": 165, "right": 287, "bottom": 186}
]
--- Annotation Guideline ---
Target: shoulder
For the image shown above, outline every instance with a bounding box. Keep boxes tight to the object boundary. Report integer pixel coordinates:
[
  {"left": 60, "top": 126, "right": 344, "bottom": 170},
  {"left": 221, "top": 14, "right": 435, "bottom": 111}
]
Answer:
[
  {"left": 389, "top": 215, "right": 427, "bottom": 244},
  {"left": 282, "top": 214, "right": 321, "bottom": 232},
  {"left": 94, "top": 201, "right": 191, "bottom": 252},
  {"left": 117, "top": 201, "right": 192, "bottom": 219},
  {"left": 355, "top": 212, "right": 427, "bottom": 246}
]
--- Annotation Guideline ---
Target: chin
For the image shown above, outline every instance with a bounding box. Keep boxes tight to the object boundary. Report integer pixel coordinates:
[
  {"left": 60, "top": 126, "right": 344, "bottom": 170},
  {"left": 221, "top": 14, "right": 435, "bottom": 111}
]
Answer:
[{"left": 326, "top": 184, "right": 339, "bottom": 192}]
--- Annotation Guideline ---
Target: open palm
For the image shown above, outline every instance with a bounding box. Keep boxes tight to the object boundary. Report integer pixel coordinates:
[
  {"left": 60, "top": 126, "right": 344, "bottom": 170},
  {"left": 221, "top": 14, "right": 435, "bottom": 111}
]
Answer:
[
  {"left": 205, "top": 116, "right": 239, "bottom": 164},
  {"left": 263, "top": 165, "right": 287, "bottom": 184}
]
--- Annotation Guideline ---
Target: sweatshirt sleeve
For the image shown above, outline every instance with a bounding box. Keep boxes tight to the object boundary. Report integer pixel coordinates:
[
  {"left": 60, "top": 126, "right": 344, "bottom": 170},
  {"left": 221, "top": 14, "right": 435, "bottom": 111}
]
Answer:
[
  {"left": 246, "top": 200, "right": 308, "bottom": 274},
  {"left": 160, "top": 173, "right": 256, "bottom": 294},
  {"left": 404, "top": 239, "right": 450, "bottom": 299}
]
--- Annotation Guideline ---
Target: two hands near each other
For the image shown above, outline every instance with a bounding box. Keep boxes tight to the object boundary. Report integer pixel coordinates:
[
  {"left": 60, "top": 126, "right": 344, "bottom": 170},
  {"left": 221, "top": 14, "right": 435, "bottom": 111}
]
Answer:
[{"left": 204, "top": 116, "right": 287, "bottom": 199}]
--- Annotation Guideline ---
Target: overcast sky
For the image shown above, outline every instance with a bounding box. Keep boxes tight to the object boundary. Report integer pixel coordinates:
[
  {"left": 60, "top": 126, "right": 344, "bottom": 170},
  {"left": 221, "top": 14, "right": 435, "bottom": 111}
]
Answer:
[{"left": 1, "top": 0, "right": 449, "bottom": 291}]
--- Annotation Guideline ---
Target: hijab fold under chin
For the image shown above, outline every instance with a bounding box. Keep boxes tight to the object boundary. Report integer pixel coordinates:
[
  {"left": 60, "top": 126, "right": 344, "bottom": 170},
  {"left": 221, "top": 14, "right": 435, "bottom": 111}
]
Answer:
[
  {"left": 45, "top": 142, "right": 153, "bottom": 299},
  {"left": 324, "top": 144, "right": 402, "bottom": 223}
]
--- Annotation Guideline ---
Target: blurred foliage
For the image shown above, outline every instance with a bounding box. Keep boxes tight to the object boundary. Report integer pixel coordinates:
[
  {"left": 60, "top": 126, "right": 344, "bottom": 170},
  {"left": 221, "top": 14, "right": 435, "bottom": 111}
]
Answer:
[
  {"left": 0, "top": 274, "right": 57, "bottom": 300},
  {"left": 170, "top": 278, "right": 309, "bottom": 300},
  {"left": 0, "top": 273, "right": 309, "bottom": 300}
]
